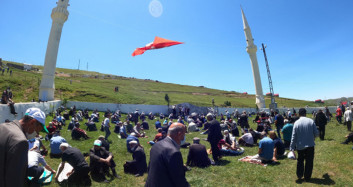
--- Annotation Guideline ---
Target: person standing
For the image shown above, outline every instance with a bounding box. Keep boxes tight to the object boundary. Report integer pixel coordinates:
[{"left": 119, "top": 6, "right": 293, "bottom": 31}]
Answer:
[
  {"left": 103, "top": 113, "right": 111, "bottom": 140},
  {"left": 290, "top": 108, "right": 319, "bottom": 181},
  {"left": 336, "top": 106, "right": 343, "bottom": 124},
  {"left": 315, "top": 109, "right": 328, "bottom": 140},
  {"left": 274, "top": 111, "right": 284, "bottom": 139},
  {"left": 343, "top": 107, "right": 352, "bottom": 131},
  {"left": 238, "top": 111, "right": 249, "bottom": 134},
  {"left": 145, "top": 123, "right": 189, "bottom": 187},
  {"left": 206, "top": 113, "right": 223, "bottom": 164},
  {"left": 0, "top": 107, "right": 48, "bottom": 187}
]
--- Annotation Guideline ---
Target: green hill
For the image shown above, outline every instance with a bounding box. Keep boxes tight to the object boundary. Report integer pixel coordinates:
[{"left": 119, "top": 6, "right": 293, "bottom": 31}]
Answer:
[{"left": 0, "top": 60, "right": 324, "bottom": 108}]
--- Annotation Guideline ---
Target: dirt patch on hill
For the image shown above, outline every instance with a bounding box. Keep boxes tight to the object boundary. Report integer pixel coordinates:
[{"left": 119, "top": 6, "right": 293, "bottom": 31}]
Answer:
[
  {"left": 56, "top": 73, "right": 71, "bottom": 77},
  {"left": 192, "top": 92, "right": 210, "bottom": 96}
]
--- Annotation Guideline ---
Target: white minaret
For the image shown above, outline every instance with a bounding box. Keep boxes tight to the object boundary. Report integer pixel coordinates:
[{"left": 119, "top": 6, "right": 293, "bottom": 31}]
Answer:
[
  {"left": 241, "top": 8, "right": 266, "bottom": 108},
  {"left": 39, "top": 0, "right": 69, "bottom": 101}
]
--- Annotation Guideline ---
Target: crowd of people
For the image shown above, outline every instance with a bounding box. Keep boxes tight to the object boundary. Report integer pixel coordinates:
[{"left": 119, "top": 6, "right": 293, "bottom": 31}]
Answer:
[{"left": 1, "top": 101, "right": 353, "bottom": 186}]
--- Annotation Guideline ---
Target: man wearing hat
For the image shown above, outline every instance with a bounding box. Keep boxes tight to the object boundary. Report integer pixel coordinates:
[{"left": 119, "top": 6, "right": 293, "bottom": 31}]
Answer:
[
  {"left": 89, "top": 140, "right": 120, "bottom": 182},
  {"left": 0, "top": 107, "right": 48, "bottom": 187},
  {"left": 98, "top": 135, "right": 110, "bottom": 151},
  {"left": 186, "top": 137, "right": 211, "bottom": 168},
  {"left": 124, "top": 140, "right": 147, "bottom": 177},
  {"left": 290, "top": 108, "right": 319, "bottom": 182}
]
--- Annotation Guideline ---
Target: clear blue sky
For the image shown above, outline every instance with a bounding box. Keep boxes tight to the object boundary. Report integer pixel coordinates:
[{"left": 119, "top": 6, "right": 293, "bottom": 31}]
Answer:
[{"left": 1, "top": 0, "right": 352, "bottom": 101}]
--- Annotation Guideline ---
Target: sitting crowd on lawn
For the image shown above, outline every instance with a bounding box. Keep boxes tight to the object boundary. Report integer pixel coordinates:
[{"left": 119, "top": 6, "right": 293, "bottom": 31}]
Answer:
[{"left": 1, "top": 102, "right": 353, "bottom": 186}]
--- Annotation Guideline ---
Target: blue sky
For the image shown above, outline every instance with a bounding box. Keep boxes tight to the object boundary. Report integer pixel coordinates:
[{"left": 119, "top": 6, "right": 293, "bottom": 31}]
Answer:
[{"left": 1, "top": 0, "right": 352, "bottom": 101}]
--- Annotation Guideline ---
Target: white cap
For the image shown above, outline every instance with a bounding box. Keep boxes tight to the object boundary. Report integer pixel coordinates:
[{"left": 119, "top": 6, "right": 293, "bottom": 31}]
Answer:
[
  {"left": 129, "top": 140, "right": 138, "bottom": 145},
  {"left": 130, "top": 132, "right": 136, "bottom": 137},
  {"left": 25, "top": 107, "right": 46, "bottom": 125},
  {"left": 59, "top": 143, "right": 70, "bottom": 149},
  {"left": 94, "top": 140, "right": 102, "bottom": 146}
]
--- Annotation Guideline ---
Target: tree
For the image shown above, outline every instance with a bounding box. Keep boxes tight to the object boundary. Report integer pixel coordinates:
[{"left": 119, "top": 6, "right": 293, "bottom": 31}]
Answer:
[
  {"left": 224, "top": 100, "right": 231, "bottom": 107},
  {"left": 165, "top": 94, "right": 170, "bottom": 107}
]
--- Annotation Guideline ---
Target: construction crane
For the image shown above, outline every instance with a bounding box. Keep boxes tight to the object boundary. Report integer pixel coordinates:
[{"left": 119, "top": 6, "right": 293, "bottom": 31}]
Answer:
[{"left": 261, "top": 43, "right": 277, "bottom": 110}]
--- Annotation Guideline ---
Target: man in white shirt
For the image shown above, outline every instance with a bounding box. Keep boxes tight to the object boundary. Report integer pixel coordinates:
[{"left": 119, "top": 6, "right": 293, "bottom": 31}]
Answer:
[
  {"left": 28, "top": 150, "right": 56, "bottom": 185},
  {"left": 28, "top": 138, "right": 40, "bottom": 152},
  {"left": 344, "top": 107, "right": 353, "bottom": 131},
  {"left": 103, "top": 113, "right": 111, "bottom": 140}
]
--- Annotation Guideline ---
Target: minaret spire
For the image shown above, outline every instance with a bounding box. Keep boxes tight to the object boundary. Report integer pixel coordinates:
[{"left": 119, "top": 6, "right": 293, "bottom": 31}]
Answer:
[
  {"left": 241, "top": 7, "right": 266, "bottom": 108},
  {"left": 39, "top": 0, "right": 70, "bottom": 101}
]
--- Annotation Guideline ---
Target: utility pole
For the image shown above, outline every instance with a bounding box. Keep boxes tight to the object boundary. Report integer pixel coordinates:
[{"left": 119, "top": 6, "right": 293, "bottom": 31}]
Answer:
[
  {"left": 86, "top": 62, "right": 88, "bottom": 71},
  {"left": 78, "top": 59, "right": 80, "bottom": 70},
  {"left": 261, "top": 43, "right": 277, "bottom": 110}
]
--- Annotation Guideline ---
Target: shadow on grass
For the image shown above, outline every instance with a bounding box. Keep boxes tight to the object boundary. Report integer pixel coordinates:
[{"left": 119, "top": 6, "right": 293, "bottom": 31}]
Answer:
[
  {"left": 217, "top": 160, "right": 231, "bottom": 166},
  {"left": 296, "top": 173, "right": 335, "bottom": 185},
  {"left": 306, "top": 173, "right": 335, "bottom": 185}
]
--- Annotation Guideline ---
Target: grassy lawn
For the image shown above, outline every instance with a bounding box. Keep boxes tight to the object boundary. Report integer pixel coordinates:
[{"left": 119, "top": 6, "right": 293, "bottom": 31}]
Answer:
[
  {"left": 0, "top": 60, "right": 325, "bottom": 108},
  {"left": 40, "top": 112, "right": 353, "bottom": 186}
]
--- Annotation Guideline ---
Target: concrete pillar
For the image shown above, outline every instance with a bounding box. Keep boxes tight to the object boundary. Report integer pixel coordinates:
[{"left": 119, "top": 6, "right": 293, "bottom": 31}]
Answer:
[{"left": 39, "top": 0, "right": 69, "bottom": 101}]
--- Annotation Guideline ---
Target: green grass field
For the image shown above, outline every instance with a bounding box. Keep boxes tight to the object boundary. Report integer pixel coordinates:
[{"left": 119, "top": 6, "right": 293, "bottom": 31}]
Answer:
[
  {"left": 39, "top": 113, "right": 353, "bottom": 187},
  {"left": 0, "top": 60, "right": 325, "bottom": 108}
]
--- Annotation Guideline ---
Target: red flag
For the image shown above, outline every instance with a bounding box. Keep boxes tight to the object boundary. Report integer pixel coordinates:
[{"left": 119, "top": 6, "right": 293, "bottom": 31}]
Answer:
[{"left": 132, "top": 36, "right": 183, "bottom": 56}]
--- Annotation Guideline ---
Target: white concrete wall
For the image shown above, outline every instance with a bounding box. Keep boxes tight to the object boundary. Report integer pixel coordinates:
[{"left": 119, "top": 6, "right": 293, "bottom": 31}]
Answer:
[
  {"left": 0, "top": 100, "right": 62, "bottom": 122},
  {"left": 66, "top": 101, "right": 339, "bottom": 116},
  {"left": 66, "top": 101, "right": 169, "bottom": 115}
]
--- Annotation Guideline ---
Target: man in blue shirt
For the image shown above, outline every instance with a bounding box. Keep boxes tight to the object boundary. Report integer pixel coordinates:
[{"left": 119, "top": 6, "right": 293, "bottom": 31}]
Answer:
[
  {"left": 50, "top": 130, "right": 67, "bottom": 158},
  {"left": 290, "top": 108, "right": 319, "bottom": 182},
  {"left": 258, "top": 132, "right": 274, "bottom": 162},
  {"left": 155, "top": 119, "right": 162, "bottom": 129}
]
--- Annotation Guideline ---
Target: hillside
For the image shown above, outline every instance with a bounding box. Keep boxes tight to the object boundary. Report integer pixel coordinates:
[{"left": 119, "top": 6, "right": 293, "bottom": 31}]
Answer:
[{"left": 0, "top": 60, "right": 324, "bottom": 108}]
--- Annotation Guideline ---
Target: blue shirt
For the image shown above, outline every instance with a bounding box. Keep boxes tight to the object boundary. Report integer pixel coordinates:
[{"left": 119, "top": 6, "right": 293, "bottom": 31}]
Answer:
[
  {"left": 259, "top": 137, "right": 274, "bottom": 160},
  {"left": 126, "top": 135, "right": 139, "bottom": 153},
  {"left": 155, "top": 121, "right": 161, "bottom": 129},
  {"left": 50, "top": 135, "right": 67, "bottom": 154},
  {"left": 290, "top": 117, "right": 319, "bottom": 151},
  {"left": 281, "top": 123, "right": 294, "bottom": 141}
]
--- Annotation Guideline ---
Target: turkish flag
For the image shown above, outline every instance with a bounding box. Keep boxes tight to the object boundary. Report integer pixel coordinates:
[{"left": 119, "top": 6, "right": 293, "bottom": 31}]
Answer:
[{"left": 132, "top": 36, "right": 183, "bottom": 56}]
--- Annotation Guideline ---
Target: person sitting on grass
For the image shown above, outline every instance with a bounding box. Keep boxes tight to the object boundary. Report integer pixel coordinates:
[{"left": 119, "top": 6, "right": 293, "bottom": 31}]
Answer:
[
  {"left": 124, "top": 140, "right": 147, "bottom": 177},
  {"left": 89, "top": 140, "right": 120, "bottom": 183},
  {"left": 250, "top": 132, "right": 274, "bottom": 163},
  {"left": 119, "top": 122, "right": 128, "bottom": 139},
  {"left": 188, "top": 120, "right": 200, "bottom": 132},
  {"left": 46, "top": 122, "right": 57, "bottom": 141},
  {"left": 268, "top": 131, "right": 285, "bottom": 162},
  {"left": 27, "top": 150, "right": 56, "bottom": 185},
  {"left": 341, "top": 132, "right": 353, "bottom": 144},
  {"left": 148, "top": 128, "right": 166, "bottom": 145},
  {"left": 98, "top": 135, "right": 110, "bottom": 151},
  {"left": 133, "top": 122, "right": 147, "bottom": 138},
  {"left": 186, "top": 137, "right": 211, "bottom": 168},
  {"left": 71, "top": 123, "right": 90, "bottom": 140},
  {"left": 141, "top": 119, "right": 149, "bottom": 130},
  {"left": 126, "top": 120, "right": 133, "bottom": 133},
  {"left": 50, "top": 131, "right": 67, "bottom": 158},
  {"left": 238, "top": 129, "right": 254, "bottom": 147},
  {"left": 127, "top": 133, "right": 140, "bottom": 153},
  {"left": 155, "top": 118, "right": 162, "bottom": 129},
  {"left": 217, "top": 133, "right": 244, "bottom": 156}
]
